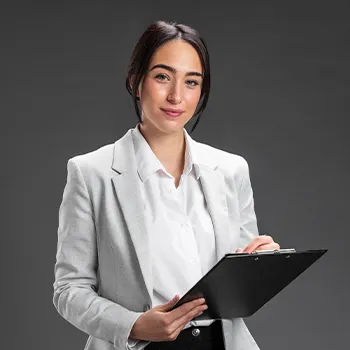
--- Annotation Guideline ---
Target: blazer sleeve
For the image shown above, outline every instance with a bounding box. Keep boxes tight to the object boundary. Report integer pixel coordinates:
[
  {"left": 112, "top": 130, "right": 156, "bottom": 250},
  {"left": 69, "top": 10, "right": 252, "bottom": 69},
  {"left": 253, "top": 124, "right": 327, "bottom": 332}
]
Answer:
[
  {"left": 237, "top": 157, "right": 259, "bottom": 247},
  {"left": 53, "top": 158, "right": 144, "bottom": 349}
]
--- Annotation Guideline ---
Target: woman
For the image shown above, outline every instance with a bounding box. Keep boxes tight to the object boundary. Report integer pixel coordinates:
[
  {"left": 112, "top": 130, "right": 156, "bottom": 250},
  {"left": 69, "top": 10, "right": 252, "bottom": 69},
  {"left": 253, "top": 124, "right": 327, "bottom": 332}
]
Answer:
[{"left": 53, "top": 20, "right": 280, "bottom": 350}]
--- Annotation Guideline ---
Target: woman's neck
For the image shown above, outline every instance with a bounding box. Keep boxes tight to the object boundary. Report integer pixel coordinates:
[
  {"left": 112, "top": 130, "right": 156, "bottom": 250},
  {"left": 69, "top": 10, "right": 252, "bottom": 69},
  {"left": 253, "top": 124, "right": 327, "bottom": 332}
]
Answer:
[{"left": 138, "top": 122, "right": 186, "bottom": 176}]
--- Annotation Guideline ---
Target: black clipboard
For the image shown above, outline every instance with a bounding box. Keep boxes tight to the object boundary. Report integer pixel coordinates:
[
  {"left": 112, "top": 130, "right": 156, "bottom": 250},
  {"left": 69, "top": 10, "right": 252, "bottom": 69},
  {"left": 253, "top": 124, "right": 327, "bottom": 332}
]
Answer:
[{"left": 170, "top": 249, "right": 327, "bottom": 319}]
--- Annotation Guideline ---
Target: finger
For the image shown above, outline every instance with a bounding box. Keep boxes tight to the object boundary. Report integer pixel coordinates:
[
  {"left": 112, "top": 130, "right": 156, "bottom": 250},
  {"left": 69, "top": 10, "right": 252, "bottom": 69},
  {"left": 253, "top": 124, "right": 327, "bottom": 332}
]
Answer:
[
  {"left": 167, "top": 297, "right": 206, "bottom": 324},
  {"left": 255, "top": 242, "right": 280, "bottom": 251},
  {"left": 168, "top": 303, "right": 208, "bottom": 336},
  {"left": 246, "top": 238, "right": 276, "bottom": 253},
  {"left": 161, "top": 300, "right": 207, "bottom": 339},
  {"left": 243, "top": 235, "right": 274, "bottom": 253},
  {"left": 157, "top": 294, "right": 180, "bottom": 312},
  {"left": 167, "top": 319, "right": 191, "bottom": 342},
  {"left": 235, "top": 248, "right": 244, "bottom": 253}
]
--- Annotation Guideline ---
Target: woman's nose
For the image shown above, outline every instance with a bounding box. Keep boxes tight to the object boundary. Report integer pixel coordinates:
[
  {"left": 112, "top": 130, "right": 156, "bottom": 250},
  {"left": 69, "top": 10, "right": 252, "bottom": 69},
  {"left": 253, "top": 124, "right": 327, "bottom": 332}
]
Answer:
[{"left": 167, "top": 82, "right": 183, "bottom": 104}]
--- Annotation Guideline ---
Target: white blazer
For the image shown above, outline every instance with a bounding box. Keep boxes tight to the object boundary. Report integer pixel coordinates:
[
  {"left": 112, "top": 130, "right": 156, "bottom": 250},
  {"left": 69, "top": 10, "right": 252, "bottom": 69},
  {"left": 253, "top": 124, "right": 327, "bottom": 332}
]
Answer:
[{"left": 53, "top": 127, "right": 261, "bottom": 350}]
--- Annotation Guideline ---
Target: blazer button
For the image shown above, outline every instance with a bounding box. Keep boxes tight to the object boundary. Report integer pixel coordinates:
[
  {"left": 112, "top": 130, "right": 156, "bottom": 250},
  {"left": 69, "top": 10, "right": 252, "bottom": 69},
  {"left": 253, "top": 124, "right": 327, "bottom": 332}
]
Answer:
[
  {"left": 192, "top": 328, "right": 200, "bottom": 337},
  {"left": 143, "top": 303, "right": 151, "bottom": 312}
]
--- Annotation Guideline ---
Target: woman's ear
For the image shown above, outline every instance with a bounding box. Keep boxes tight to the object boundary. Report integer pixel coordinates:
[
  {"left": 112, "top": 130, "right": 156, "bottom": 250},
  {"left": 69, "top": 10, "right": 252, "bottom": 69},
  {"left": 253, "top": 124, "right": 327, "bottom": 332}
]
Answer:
[
  {"left": 129, "top": 75, "right": 142, "bottom": 98},
  {"left": 129, "top": 74, "right": 135, "bottom": 92},
  {"left": 137, "top": 77, "right": 144, "bottom": 98}
]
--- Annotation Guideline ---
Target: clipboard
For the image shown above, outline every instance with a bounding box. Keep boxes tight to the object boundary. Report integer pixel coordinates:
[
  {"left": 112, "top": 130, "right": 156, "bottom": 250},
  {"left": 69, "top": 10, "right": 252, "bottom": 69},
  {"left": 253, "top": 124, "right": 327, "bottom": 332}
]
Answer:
[{"left": 170, "top": 249, "right": 327, "bottom": 319}]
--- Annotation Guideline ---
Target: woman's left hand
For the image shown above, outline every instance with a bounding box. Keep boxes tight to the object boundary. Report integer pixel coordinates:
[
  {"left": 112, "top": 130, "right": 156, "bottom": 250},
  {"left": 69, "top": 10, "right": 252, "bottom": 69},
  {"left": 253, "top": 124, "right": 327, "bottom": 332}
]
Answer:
[{"left": 235, "top": 235, "right": 280, "bottom": 253}]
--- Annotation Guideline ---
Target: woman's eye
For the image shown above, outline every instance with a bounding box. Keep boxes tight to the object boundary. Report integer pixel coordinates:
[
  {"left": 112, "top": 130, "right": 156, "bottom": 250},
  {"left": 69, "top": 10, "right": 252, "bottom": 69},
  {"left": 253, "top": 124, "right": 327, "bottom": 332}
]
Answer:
[
  {"left": 187, "top": 80, "right": 199, "bottom": 87},
  {"left": 155, "top": 74, "right": 169, "bottom": 81}
]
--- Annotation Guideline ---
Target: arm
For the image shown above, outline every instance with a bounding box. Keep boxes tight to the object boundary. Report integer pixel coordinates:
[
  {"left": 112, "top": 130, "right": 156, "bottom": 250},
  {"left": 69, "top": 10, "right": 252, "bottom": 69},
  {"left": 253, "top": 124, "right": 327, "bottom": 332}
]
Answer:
[
  {"left": 236, "top": 157, "right": 280, "bottom": 253},
  {"left": 53, "top": 158, "right": 146, "bottom": 349}
]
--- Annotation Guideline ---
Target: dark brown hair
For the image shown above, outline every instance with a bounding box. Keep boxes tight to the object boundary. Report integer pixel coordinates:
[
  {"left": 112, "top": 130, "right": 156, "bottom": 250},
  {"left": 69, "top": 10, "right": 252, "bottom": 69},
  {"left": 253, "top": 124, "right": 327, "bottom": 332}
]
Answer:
[{"left": 125, "top": 20, "right": 211, "bottom": 133}]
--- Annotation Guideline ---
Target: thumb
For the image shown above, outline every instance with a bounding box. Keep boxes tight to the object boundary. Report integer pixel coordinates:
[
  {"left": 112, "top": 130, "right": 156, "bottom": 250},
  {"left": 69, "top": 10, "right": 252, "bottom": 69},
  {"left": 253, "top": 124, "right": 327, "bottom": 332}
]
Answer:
[
  {"left": 235, "top": 248, "right": 244, "bottom": 253},
  {"left": 157, "top": 294, "right": 180, "bottom": 312}
]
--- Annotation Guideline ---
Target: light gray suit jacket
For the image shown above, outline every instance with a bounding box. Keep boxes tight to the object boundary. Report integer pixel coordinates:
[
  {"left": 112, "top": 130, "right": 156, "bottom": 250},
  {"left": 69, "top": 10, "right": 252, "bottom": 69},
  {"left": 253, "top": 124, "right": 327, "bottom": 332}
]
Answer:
[{"left": 53, "top": 128, "right": 261, "bottom": 350}]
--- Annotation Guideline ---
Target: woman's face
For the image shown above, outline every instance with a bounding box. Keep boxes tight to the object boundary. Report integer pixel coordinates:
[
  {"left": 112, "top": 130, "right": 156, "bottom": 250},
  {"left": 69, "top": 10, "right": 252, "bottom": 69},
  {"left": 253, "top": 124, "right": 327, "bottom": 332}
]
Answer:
[{"left": 138, "top": 39, "right": 203, "bottom": 135}]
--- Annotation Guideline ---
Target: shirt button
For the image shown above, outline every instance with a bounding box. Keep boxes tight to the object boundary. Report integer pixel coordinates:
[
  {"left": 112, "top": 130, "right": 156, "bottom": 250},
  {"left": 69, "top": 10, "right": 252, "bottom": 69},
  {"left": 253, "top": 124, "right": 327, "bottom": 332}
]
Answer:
[{"left": 192, "top": 328, "right": 200, "bottom": 337}]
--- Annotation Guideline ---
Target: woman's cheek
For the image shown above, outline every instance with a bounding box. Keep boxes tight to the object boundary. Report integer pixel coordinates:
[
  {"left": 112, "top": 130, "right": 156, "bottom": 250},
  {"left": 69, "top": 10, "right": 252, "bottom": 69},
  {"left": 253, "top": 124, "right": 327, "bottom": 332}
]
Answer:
[{"left": 186, "top": 90, "right": 201, "bottom": 109}]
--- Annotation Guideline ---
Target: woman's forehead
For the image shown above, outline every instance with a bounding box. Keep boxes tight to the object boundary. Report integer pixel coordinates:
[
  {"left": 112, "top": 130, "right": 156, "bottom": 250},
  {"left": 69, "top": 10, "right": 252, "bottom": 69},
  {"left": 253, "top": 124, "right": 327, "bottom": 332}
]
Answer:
[{"left": 149, "top": 40, "right": 203, "bottom": 74}]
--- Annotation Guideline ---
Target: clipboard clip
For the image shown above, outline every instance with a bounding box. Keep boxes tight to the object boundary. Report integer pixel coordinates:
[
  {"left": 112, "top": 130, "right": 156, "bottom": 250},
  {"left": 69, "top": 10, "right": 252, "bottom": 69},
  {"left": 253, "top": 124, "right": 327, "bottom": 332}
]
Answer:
[{"left": 251, "top": 248, "right": 296, "bottom": 255}]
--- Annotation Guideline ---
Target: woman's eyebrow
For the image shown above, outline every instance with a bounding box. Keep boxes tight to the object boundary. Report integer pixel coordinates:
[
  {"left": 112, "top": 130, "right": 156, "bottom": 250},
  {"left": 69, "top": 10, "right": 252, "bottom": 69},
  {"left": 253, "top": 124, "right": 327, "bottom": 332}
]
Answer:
[{"left": 149, "top": 63, "right": 203, "bottom": 78}]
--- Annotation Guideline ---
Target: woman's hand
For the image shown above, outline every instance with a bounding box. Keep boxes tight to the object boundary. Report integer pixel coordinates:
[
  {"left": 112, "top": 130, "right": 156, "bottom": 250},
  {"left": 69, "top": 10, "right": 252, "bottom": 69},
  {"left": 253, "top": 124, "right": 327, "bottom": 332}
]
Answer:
[
  {"left": 235, "top": 235, "right": 280, "bottom": 253},
  {"left": 129, "top": 295, "right": 207, "bottom": 342}
]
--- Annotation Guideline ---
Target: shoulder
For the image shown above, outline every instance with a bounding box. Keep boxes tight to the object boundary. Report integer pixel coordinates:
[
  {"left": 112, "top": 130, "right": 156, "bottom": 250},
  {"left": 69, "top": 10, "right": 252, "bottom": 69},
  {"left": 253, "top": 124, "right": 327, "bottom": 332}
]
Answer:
[
  {"left": 194, "top": 140, "right": 250, "bottom": 177},
  {"left": 64, "top": 129, "right": 133, "bottom": 185},
  {"left": 68, "top": 143, "right": 114, "bottom": 173},
  {"left": 71, "top": 142, "right": 115, "bottom": 166},
  {"left": 64, "top": 141, "right": 118, "bottom": 190},
  {"left": 67, "top": 129, "right": 133, "bottom": 173}
]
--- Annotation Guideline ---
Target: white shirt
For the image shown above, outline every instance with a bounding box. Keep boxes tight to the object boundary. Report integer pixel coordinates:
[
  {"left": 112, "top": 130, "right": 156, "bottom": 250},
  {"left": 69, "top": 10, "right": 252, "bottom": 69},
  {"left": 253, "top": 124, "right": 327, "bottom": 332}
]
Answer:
[{"left": 131, "top": 124, "right": 216, "bottom": 329}]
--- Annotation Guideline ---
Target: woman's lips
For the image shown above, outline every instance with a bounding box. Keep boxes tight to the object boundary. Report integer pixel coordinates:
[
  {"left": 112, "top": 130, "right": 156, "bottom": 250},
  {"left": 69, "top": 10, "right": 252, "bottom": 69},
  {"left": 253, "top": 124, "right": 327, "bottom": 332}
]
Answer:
[{"left": 160, "top": 108, "right": 184, "bottom": 117}]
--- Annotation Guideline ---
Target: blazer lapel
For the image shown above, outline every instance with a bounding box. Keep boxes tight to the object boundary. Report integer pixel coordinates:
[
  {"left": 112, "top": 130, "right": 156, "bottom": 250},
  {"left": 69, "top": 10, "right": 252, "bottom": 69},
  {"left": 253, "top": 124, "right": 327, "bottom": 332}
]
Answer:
[
  {"left": 190, "top": 136, "right": 232, "bottom": 262},
  {"left": 199, "top": 164, "right": 232, "bottom": 262},
  {"left": 111, "top": 130, "right": 153, "bottom": 301}
]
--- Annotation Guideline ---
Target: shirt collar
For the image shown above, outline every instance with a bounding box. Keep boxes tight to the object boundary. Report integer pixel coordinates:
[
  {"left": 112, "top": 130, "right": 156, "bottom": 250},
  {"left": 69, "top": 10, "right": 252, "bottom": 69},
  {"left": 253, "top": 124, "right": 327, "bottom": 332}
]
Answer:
[{"left": 131, "top": 124, "right": 200, "bottom": 183}]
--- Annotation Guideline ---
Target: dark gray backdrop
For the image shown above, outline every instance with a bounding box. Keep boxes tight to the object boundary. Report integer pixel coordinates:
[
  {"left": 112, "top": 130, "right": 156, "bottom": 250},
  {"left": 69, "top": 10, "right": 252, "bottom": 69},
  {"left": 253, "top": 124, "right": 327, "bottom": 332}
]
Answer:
[{"left": 2, "top": 1, "right": 349, "bottom": 349}]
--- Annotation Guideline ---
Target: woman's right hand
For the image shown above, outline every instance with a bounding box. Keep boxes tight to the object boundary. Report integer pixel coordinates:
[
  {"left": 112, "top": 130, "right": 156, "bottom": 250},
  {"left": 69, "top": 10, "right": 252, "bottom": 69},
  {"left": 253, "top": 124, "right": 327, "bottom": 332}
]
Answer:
[{"left": 129, "top": 295, "right": 208, "bottom": 342}]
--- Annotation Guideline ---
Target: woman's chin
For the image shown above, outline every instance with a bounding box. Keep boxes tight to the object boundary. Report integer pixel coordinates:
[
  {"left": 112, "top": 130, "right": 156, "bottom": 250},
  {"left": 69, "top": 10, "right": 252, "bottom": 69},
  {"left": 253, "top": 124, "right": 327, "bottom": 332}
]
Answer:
[
  {"left": 159, "top": 120, "right": 186, "bottom": 134},
  {"left": 149, "top": 118, "right": 186, "bottom": 134},
  {"left": 141, "top": 114, "right": 189, "bottom": 134}
]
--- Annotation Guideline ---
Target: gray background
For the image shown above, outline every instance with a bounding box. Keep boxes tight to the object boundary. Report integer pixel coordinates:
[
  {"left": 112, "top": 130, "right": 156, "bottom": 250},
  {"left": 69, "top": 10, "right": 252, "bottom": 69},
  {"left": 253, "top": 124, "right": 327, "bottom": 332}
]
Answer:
[{"left": 2, "top": 0, "right": 349, "bottom": 349}]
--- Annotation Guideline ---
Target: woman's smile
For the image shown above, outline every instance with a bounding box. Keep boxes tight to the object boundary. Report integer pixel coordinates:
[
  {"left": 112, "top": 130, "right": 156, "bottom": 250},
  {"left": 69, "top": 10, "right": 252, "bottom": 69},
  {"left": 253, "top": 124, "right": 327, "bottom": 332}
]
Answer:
[{"left": 160, "top": 108, "right": 185, "bottom": 117}]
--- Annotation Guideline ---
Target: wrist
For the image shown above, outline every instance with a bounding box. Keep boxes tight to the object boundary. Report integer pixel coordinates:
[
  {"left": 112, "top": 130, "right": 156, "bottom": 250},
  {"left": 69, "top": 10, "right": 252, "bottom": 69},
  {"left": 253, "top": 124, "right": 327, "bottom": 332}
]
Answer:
[{"left": 129, "top": 313, "right": 143, "bottom": 340}]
